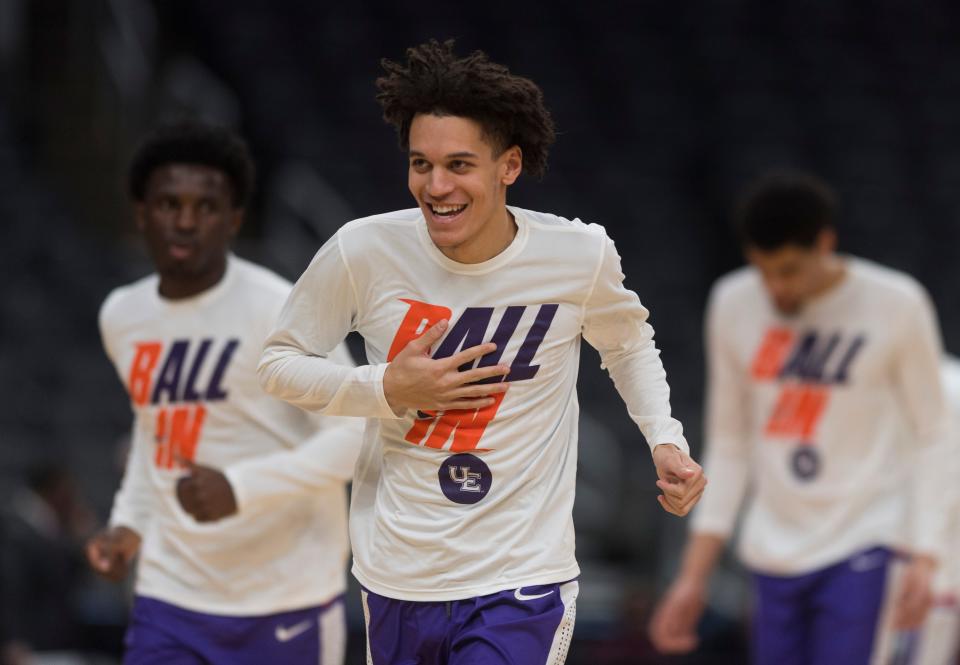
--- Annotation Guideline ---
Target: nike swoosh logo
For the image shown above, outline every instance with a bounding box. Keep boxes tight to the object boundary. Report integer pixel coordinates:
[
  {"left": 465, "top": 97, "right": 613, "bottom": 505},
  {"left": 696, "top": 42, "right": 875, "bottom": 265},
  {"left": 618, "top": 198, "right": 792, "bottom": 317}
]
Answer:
[
  {"left": 275, "top": 619, "right": 313, "bottom": 642},
  {"left": 514, "top": 588, "right": 555, "bottom": 601}
]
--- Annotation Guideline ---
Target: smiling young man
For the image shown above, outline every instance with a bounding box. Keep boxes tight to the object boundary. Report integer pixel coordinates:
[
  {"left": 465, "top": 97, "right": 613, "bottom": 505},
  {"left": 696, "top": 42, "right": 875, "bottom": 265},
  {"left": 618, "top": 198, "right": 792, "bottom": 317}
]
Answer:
[
  {"left": 86, "top": 122, "right": 361, "bottom": 665},
  {"left": 648, "top": 171, "right": 952, "bottom": 664},
  {"left": 257, "top": 40, "right": 704, "bottom": 664}
]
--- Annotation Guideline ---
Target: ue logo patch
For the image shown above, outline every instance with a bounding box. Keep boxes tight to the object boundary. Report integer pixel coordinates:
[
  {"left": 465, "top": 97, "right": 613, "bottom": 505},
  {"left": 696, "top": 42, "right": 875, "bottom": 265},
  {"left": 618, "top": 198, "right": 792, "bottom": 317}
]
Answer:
[
  {"left": 439, "top": 453, "right": 492, "bottom": 504},
  {"left": 791, "top": 446, "right": 820, "bottom": 481}
]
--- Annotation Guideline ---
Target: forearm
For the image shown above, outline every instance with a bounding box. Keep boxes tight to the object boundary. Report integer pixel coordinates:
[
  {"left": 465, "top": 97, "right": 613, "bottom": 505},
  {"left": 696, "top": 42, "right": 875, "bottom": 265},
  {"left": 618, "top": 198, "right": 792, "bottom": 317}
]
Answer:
[
  {"left": 108, "top": 476, "right": 149, "bottom": 533},
  {"left": 689, "top": 439, "right": 750, "bottom": 537},
  {"left": 225, "top": 415, "right": 363, "bottom": 511},
  {"left": 258, "top": 342, "right": 398, "bottom": 418},
  {"left": 907, "top": 438, "right": 953, "bottom": 560},
  {"left": 224, "top": 447, "right": 341, "bottom": 512},
  {"left": 108, "top": 433, "right": 152, "bottom": 534},
  {"left": 894, "top": 289, "right": 953, "bottom": 559},
  {"left": 603, "top": 335, "right": 688, "bottom": 453},
  {"left": 678, "top": 532, "right": 727, "bottom": 585}
]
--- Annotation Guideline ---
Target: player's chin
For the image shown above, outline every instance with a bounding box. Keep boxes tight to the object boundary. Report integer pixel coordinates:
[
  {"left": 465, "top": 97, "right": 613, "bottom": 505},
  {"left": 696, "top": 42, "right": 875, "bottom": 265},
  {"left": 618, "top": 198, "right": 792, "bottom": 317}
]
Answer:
[
  {"left": 425, "top": 222, "right": 471, "bottom": 249},
  {"left": 774, "top": 299, "right": 801, "bottom": 315},
  {"left": 167, "top": 254, "right": 216, "bottom": 278}
]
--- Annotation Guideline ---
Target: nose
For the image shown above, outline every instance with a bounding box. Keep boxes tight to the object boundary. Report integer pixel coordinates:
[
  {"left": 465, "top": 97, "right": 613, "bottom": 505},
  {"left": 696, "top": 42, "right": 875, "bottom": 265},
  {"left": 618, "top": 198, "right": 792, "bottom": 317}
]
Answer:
[
  {"left": 761, "top": 275, "right": 786, "bottom": 301},
  {"left": 174, "top": 206, "right": 198, "bottom": 232},
  {"left": 426, "top": 167, "right": 454, "bottom": 199}
]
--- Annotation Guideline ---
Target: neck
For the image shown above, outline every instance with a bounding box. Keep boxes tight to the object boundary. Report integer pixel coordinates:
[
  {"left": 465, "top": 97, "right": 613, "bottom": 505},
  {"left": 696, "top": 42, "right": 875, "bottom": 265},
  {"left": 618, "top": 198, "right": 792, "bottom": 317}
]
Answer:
[
  {"left": 158, "top": 257, "right": 228, "bottom": 300},
  {"left": 809, "top": 254, "right": 847, "bottom": 300},
  {"left": 440, "top": 206, "right": 517, "bottom": 264}
]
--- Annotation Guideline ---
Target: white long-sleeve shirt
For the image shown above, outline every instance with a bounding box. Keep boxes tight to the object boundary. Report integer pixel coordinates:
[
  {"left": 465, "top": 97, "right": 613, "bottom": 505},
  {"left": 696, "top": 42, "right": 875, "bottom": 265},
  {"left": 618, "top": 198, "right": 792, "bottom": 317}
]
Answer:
[
  {"left": 692, "top": 257, "right": 951, "bottom": 575},
  {"left": 259, "top": 206, "right": 687, "bottom": 601},
  {"left": 100, "top": 256, "right": 362, "bottom": 615}
]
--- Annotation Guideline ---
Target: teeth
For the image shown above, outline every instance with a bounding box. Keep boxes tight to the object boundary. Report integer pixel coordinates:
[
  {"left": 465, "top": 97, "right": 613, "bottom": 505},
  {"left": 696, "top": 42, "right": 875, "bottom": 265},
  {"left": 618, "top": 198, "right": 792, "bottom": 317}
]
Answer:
[{"left": 431, "top": 204, "right": 466, "bottom": 215}]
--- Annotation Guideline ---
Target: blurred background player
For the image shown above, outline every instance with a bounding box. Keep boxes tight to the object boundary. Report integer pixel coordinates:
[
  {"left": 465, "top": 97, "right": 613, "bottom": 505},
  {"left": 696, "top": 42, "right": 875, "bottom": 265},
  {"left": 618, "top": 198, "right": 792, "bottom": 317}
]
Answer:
[
  {"left": 85, "top": 121, "right": 361, "bottom": 665},
  {"left": 648, "top": 170, "right": 952, "bottom": 664},
  {"left": 257, "top": 39, "right": 705, "bottom": 665}
]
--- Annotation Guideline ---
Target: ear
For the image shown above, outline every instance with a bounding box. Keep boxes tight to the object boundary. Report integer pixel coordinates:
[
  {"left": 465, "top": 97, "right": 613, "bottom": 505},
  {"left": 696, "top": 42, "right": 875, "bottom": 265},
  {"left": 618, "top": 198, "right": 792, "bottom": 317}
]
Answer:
[
  {"left": 816, "top": 227, "right": 837, "bottom": 254},
  {"left": 500, "top": 146, "right": 523, "bottom": 186},
  {"left": 229, "top": 208, "right": 245, "bottom": 237},
  {"left": 134, "top": 203, "right": 147, "bottom": 232}
]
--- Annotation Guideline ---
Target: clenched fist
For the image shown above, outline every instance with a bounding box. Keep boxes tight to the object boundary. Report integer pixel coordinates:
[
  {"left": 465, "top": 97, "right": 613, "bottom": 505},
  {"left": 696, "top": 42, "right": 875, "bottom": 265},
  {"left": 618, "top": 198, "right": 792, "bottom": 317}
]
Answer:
[
  {"left": 176, "top": 460, "right": 238, "bottom": 522},
  {"left": 652, "top": 444, "right": 707, "bottom": 517},
  {"left": 86, "top": 525, "right": 141, "bottom": 582}
]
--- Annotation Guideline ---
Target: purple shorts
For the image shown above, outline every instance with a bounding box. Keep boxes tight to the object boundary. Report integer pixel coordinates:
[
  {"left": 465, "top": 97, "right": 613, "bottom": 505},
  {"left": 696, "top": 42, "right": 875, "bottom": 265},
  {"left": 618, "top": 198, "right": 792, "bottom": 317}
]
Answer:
[
  {"left": 752, "top": 546, "right": 892, "bottom": 665},
  {"left": 123, "top": 594, "right": 345, "bottom": 665},
  {"left": 361, "top": 580, "right": 579, "bottom": 664}
]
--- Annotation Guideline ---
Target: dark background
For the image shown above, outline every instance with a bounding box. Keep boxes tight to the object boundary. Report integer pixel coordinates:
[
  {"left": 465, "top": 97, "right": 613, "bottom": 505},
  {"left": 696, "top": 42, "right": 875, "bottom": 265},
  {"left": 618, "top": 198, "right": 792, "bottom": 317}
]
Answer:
[{"left": 2, "top": 1, "right": 959, "bottom": 662}]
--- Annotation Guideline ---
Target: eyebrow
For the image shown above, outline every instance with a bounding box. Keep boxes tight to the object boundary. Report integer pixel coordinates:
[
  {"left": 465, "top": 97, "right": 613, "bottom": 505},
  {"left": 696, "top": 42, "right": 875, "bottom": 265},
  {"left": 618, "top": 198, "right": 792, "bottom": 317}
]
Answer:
[{"left": 409, "top": 150, "right": 480, "bottom": 159}]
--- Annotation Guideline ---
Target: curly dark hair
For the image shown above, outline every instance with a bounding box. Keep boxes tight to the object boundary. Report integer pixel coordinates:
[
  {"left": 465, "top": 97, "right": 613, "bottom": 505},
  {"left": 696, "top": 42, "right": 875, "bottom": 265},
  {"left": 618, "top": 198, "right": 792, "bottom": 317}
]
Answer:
[
  {"left": 735, "top": 170, "right": 837, "bottom": 250},
  {"left": 375, "top": 39, "right": 556, "bottom": 179},
  {"left": 128, "top": 120, "right": 255, "bottom": 207}
]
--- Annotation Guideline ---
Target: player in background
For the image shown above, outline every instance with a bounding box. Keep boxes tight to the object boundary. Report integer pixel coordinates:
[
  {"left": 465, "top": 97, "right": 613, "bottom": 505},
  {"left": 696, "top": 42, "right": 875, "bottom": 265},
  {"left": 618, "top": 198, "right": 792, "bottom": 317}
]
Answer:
[
  {"left": 257, "top": 39, "right": 705, "bottom": 665},
  {"left": 648, "top": 171, "right": 952, "bottom": 665},
  {"left": 85, "top": 121, "right": 362, "bottom": 665}
]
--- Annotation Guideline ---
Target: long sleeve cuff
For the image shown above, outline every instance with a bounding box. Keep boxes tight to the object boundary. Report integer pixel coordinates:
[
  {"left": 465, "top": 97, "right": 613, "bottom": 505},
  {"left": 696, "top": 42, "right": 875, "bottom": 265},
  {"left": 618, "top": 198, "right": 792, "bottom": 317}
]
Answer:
[
  {"left": 639, "top": 421, "right": 689, "bottom": 454},
  {"left": 258, "top": 348, "right": 404, "bottom": 419},
  {"left": 324, "top": 362, "right": 405, "bottom": 418},
  {"left": 107, "top": 507, "right": 145, "bottom": 536}
]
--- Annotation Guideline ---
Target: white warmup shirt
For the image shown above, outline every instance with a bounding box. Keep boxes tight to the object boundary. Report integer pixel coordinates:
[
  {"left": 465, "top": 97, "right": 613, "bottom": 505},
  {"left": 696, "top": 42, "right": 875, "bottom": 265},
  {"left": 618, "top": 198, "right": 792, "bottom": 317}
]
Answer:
[
  {"left": 692, "top": 257, "right": 951, "bottom": 575},
  {"left": 259, "top": 206, "right": 687, "bottom": 601},
  {"left": 100, "top": 255, "right": 361, "bottom": 615}
]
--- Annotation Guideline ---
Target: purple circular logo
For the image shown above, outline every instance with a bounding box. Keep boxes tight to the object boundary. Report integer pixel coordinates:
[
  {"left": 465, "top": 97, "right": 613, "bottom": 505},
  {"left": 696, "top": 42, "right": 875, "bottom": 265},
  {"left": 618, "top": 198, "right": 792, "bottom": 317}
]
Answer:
[
  {"left": 791, "top": 445, "right": 820, "bottom": 481},
  {"left": 438, "top": 453, "right": 492, "bottom": 504}
]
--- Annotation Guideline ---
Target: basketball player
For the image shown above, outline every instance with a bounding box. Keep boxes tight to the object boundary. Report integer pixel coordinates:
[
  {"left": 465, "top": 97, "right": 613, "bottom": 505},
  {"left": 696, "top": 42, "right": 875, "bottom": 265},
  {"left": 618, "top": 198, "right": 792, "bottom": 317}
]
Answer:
[
  {"left": 257, "top": 40, "right": 705, "bottom": 664},
  {"left": 85, "top": 121, "right": 360, "bottom": 665},
  {"left": 648, "top": 171, "right": 951, "bottom": 664}
]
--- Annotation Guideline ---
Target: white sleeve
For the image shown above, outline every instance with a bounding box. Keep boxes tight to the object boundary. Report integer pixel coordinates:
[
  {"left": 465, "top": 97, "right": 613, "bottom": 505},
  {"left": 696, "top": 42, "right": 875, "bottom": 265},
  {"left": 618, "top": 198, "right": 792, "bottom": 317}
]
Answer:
[
  {"left": 690, "top": 286, "right": 751, "bottom": 539},
  {"left": 581, "top": 232, "right": 688, "bottom": 454},
  {"left": 224, "top": 414, "right": 364, "bottom": 512},
  {"left": 106, "top": 430, "right": 153, "bottom": 535},
  {"left": 893, "top": 288, "right": 953, "bottom": 560},
  {"left": 258, "top": 233, "right": 400, "bottom": 419},
  {"left": 99, "top": 297, "right": 153, "bottom": 535},
  {"left": 226, "top": 342, "right": 365, "bottom": 511}
]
